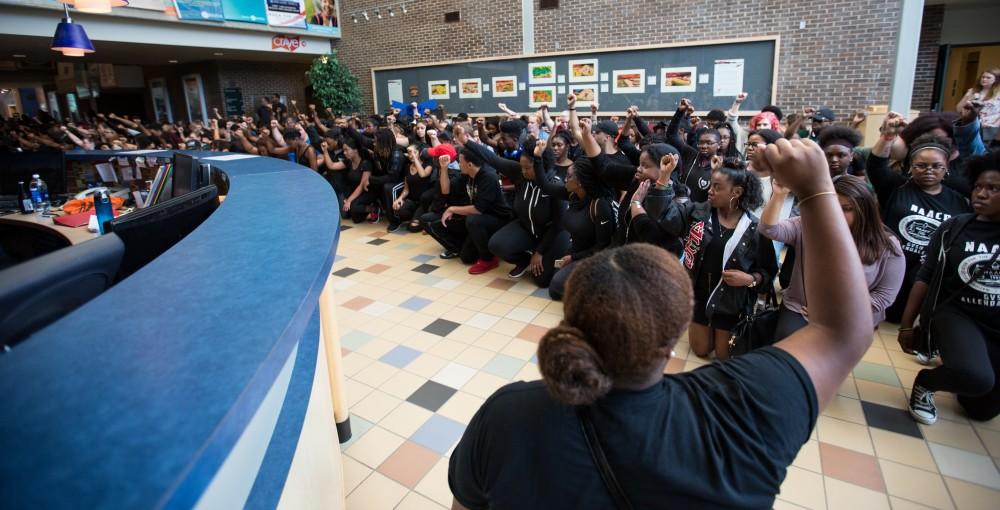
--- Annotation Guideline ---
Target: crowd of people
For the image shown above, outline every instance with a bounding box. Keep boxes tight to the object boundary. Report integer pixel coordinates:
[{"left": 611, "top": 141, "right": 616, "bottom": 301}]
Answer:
[{"left": 3, "top": 71, "right": 1000, "bottom": 507}]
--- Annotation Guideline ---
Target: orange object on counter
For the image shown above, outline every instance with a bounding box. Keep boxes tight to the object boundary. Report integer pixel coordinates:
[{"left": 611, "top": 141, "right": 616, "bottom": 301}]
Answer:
[{"left": 62, "top": 196, "right": 125, "bottom": 215}]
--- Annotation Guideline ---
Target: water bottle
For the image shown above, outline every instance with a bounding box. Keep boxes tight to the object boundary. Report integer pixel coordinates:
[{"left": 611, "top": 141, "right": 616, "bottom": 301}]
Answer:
[
  {"left": 17, "top": 181, "right": 34, "bottom": 213},
  {"left": 29, "top": 174, "right": 50, "bottom": 214},
  {"left": 94, "top": 187, "right": 114, "bottom": 235}
]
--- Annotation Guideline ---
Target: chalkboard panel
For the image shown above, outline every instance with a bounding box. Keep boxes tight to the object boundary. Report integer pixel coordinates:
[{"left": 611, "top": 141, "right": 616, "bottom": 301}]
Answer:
[{"left": 371, "top": 36, "right": 778, "bottom": 116}]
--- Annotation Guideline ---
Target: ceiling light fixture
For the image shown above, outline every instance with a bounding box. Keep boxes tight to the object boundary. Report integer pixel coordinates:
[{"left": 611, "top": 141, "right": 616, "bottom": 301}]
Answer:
[
  {"left": 375, "top": 9, "right": 382, "bottom": 19},
  {"left": 13, "top": 54, "right": 27, "bottom": 58},
  {"left": 401, "top": 3, "right": 407, "bottom": 14},
  {"left": 213, "top": 52, "right": 224, "bottom": 56},
  {"left": 51, "top": 4, "right": 95, "bottom": 57},
  {"left": 168, "top": 59, "right": 178, "bottom": 63},
  {"left": 352, "top": 14, "right": 357, "bottom": 23},
  {"left": 362, "top": 10, "right": 369, "bottom": 21},
  {"left": 388, "top": 7, "right": 394, "bottom": 17},
  {"left": 58, "top": 0, "right": 129, "bottom": 15}
]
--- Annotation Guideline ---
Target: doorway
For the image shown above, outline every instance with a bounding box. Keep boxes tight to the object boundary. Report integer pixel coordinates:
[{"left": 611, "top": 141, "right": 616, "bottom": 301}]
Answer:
[{"left": 938, "top": 43, "right": 1000, "bottom": 112}]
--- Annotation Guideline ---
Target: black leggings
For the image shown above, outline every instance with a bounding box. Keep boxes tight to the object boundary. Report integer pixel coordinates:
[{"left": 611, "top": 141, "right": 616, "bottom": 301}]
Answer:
[
  {"left": 397, "top": 188, "right": 436, "bottom": 224},
  {"left": 915, "top": 304, "right": 1000, "bottom": 421},
  {"left": 381, "top": 181, "right": 405, "bottom": 224},
  {"left": 347, "top": 190, "right": 376, "bottom": 223},
  {"left": 549, "top": 260, "right": 580, "bottom": 300},
  {"left": 774, "top": 305, "right": 809, "bottom": 342},
  {"left": 488, "top": 221, "right": 571, "bottom": 288},
  {"left": 424, "top": 213, "right": 507, "bottom": 264}
]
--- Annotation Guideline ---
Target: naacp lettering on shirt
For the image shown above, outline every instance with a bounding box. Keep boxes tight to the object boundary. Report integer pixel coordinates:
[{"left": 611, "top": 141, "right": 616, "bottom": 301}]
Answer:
[
  {"left": 898, "top": 204, "right": 952, "bottom": 255},
  {"left": 958, "top": 241, "right": 1000, "bottom": 309}
]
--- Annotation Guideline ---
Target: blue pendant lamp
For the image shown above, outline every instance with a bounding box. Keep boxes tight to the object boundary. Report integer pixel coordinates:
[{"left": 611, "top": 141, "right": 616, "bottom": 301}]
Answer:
[{"left": 51, "top": 3, "right": 95, "bottom": 57}]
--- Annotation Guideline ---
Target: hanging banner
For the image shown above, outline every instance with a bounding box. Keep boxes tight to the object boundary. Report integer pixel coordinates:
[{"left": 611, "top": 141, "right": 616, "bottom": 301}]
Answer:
[
  {"left": 174, "top": 0, "right": 225, "bottom": 21},
  {"left": 266, "top": 0, "right": 306, "bottom": 28},
  {"left": 222, "top": 0, "right": 267, "bottom": 24},
  {"left": 304, "top": 0, "right": 340, "bottom": 36}
]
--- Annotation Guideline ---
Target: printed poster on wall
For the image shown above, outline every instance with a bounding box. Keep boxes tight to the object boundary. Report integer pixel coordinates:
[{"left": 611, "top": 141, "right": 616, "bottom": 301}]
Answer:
[
  {"left": 713, "top": 59, "right": 744, "bottom": 97},
  {"left": 222, "top": 0, "right": 267, "bottom": 23},
  {"left": 267, "top": 0, "right": 307, "bottom": 28},
  {"left": 305, "top": 0, "right": 340, "bottom": 36},
  {"left": 173, "top": 0, "right": 225, "bottom": 21}
]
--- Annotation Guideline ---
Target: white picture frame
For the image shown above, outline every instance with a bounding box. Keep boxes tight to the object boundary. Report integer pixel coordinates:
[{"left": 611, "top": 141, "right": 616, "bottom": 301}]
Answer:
[
  {"left": 458, "top": 78, "right": 482, "bottom": 99},
  {"left": 660, "top": 66, "right": 697, "bottom": 93},
  {"left": 568, "top": 58, "right": 599, "bottom": 84},
  {"left": 491, "top": 76, "right": 518, "bottom": 97},
  {"left": 612, "top": 69, "right": 645, "bottom": 94},
  {"left": 428, "top": 80, "right": 450, "bottom": 100},
  {"left": 528, "top": 61, "right": 556, "bottom": 85},
  {"left": 568, "top": 84, "right": 598, "bottom": 107},
  {"left": 181, "top": 74, "right": 208, "bottom": 123},
  {"left": 528, "top": 86, "right": 557, "bottom": 108}
]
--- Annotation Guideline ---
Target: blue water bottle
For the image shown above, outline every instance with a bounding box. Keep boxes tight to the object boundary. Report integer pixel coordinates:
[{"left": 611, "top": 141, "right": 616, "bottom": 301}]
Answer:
[{"left": 94, "top": 187, "right": 114, "bottom": 235}]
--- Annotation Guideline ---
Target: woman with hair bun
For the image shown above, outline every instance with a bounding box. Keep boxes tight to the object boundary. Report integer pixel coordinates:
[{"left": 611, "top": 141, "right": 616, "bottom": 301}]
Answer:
[{"left": 449, "top": 139, "right": 876, "bottom": 510}]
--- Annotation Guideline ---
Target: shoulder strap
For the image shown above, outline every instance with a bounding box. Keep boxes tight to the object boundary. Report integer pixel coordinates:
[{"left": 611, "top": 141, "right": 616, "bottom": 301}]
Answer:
[
  {"left": 577, "top": 407, "right": 634, "bottom": 510},
  {"left": 590, "top": 198, "right": 599, "bottom": 224}
]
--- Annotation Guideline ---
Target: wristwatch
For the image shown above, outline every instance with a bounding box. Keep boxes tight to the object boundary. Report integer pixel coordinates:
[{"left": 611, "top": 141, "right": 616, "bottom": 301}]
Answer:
[
  {"left": 631, "top": 200, "right": 643, "bottom": 208},
  {"left": 747, "top": 275, "right": 759, "bottom": 288}
]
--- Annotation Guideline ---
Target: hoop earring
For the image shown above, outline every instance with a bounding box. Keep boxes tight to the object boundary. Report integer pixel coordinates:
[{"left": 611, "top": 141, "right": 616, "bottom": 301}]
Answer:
[{"left": 729, "top": 195, "right": 738, "bottom": 210}]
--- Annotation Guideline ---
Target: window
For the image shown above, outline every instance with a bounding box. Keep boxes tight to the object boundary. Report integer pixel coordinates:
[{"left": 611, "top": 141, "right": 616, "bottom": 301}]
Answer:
[
  {"left": 540, "top": 0, "right": 559, "bottom": 9},
  {"left": 444, "top": 11, "right": 460, "bottom": 23}
]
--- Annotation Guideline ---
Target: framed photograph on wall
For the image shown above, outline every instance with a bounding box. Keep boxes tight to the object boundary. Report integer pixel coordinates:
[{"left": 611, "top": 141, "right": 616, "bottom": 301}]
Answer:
[
  {"left": 568, "top": 59, "right": 598, "bottom": 83},
  {"left": 529, "top": 86, "right": 557, "bottom": 108},
  {"left": 150, "top": 78, "right": 173, "bottom": 123},
  {"left": 528, "top": 61, "right": 556, "bottom": 84},
  {"left": 181, "top": 74, "right": 208, "bottom": 123},
  {"left": 612, "top": 69, "right": 645, "bottom": 94},
  {"left": 458, "top": 78, "right": 482, "bottom": 99},
  {"left": 491, "top": 76, "right": 518, "bottom": 98},
  {"left": 569, "top": 84, "right": 598, "bottom": 107},
  {"left": 428, "top": 80, "right": 450, "bottom": 100},
  {"left": 660, "top": 66, "right": 696, "bottom": 93}
]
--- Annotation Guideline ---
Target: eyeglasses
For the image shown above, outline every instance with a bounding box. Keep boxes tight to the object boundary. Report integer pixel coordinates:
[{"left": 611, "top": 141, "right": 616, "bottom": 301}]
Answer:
[{"left": 911, "top": 163, "right": 947, "bottom": 172}]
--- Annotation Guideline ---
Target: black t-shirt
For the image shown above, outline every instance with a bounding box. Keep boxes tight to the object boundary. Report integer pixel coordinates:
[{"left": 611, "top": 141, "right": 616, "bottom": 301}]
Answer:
[
  {"left": 676, "top": 159, "right": 713, "bottom": 203},
  {"left": 449, "top": 346, "right": 817, "bottom": 510},
  {"left": 562, "top": 197, "right": 615, "bottom": 261},
  {"left": 345, "top": 159, "right": 372, "bottom": 191},
  {"left": 695, "top": 216, "right": 733, "bottom": 300},
  {"left": 882, "top": 182, "right": 970, "bottom": 267},
  {"left": 605, "top": 150, "right": 631, "bottom": 166},
  {"left": 917, "top": 216, "right": 1000, "bottom": 330}
]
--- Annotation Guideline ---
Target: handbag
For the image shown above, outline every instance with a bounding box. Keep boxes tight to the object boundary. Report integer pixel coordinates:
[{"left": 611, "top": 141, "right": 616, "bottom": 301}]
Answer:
[
  {"left": 729, "top": 288, "right": 780, "bottom": 356},
  {"left": 913, "top": 216, "right": 999, "bottom": 354},
  {"left": 577, "top": 407, "right": 634, "bottom": 510}
]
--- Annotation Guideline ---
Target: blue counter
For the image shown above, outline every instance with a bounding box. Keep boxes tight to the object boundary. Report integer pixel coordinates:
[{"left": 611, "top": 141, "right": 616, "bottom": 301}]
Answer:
[{"left": 0, "top": 152, "right": 344, "bottom": 508}]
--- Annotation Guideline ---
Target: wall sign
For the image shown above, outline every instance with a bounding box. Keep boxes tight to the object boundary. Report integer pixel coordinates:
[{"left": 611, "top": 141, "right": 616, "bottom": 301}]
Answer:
[{"left": 272, "top": 34, "right": 305, "bottom": 51}]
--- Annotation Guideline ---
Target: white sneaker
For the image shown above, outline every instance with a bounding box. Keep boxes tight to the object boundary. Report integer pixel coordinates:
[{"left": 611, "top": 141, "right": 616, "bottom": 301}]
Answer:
[
  {"left": 909, "top": 384, "right": 937, "bottom": 425},
  {"left": 915, "top": 351, "right": 939, "bottom": 366}
]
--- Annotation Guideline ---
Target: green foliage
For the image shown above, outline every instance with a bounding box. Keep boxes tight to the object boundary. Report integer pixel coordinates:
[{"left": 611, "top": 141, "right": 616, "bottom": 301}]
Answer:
[{"left": 306, "top": 52, "right": 362, "bottom": 114}]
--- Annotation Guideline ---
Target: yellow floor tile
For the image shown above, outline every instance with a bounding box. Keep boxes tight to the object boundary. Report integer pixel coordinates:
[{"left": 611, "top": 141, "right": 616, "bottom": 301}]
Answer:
[
  {"left": 406, "top": 353, "right": 449, "bottom": 378},
  {"left": 351, "top": 389, "right": 403, "bottom": 423},
  {"left": 514, "top": 362, "right": 541, "bottom": 381},
  {"left": 472, "top": 332, "right": 513, "bottom": 352},
  {"left": 878, "top": 459, "right": 954, "bottom": 510},
  {"left": 396, "top": 491, "right": 447, "bottom": 510},
  {"left": 855, "top": 379, "right": 908, "bottom": 410},
  {"left": 345, "top": 426, "right": 406, "bottom": 469},
  {"left": 453, "top": 345, "right": 496, "bottom": 369},
  {"left": 778, "top": 465, "right": 826, "bottom": 509},
  {"left": 344, "top": 378, "right": 375, "bottom": 407},
  {"left": 791, "top": 439, "right": 822, "bottom": 473},
  {"left": 500, "top": 339, "right": 538, "bottom": 360},
  {"left": 869, "top": 428, "right": 938, "bottom": 472},
  {"left": 342, "top": 352, "right": 375, "bottom": 378},
  {"left": 824, "top": 476, "right": 891, "bottom": 510},
  {"left": 491, "top": 318, "right": 528, "bottom": 336},
  {"left": 345, "top": 471, "right": 409, "bottom": 509},
  {"left": 342, "top": 454, "right": 372, "bottom": 495},
  {"left": 862, "top": 346, "right": 893, "bottom": 366},
  {"left": 837, "top": 377, "right": 860, "bottom": 399},
  {"left": 436, "top": 391, "right": 486, "bottom": 425},
  {"left": 887, "top": 496, "right": 938, "bottom": 509},
  {"left": 461, "top": 372, "right": 510, "bottom": 399},
  {"left": 448, "top": 324, "right": 486, "bottom": 344},
  {"left": 379, "top": 370, "right": 427, "bottom": 400},
  {"left": 427, "top": 339, "right": 467, "bottom": 360},
  {"left": 414, "top": 457, "right": 453, "bottom": 507},
  {"left": 816, "top": 415, "right": 875, "bottom": 455},
  {"left": 380, "top": 402, "right": 433, "bottom": 438},
  {"left": 822, "top": 394, "right": 867, "bottom": 425},
  {"left": 352, "top": 361, "right": 400, "bottom": 388},
  {"left": 919, "top": 419, "right": 988, "bottom": 455},
  {"left": 944, "top": 476, "right": 1000, "bottom": 510}
]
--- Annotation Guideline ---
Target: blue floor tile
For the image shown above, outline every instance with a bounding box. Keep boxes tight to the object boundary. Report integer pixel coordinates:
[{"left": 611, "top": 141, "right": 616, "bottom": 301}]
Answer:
[
  {"left": 410, "top": 254, "right": 434, "bottom": 263},
  {"left": 530, "top": 287, "right": 550, "bottom": 298},
  {"left": 400, "top": 296, "right": 433, "bottom": 311},
  {"left": 341, "top": 330, "right": 374, "bottom": 350},
  {"left": 380, "top": 345, "right": 422, "bottom": 368},
  {"left": 416, "top": 275, "right": 443, "bottom": 287},
  {"left": 410, "top": 414, "right": 466, "bottom": 454},
  {"left": 482, "top": 354, "right": 526, "bottom": 379}
]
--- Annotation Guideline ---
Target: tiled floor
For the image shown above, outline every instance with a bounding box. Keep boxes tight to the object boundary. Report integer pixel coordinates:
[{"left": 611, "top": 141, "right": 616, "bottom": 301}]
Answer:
[{"left": 332, "top": 222, "right": 1000, "bottom": 509}]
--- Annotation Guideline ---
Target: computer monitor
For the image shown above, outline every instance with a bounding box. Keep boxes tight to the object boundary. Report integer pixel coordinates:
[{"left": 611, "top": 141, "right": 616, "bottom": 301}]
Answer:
[
  {"left": 172, "top": 153, "right": 197, "bottom": 198},
  {"left": 0, "top": 232, "right": 125, "bottom": 349},
  {"left": 108, "top": 184, "right": 219, "bottom": 281}
]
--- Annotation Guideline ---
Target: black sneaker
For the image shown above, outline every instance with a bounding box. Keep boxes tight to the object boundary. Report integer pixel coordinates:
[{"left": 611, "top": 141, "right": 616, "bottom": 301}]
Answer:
[
  {"left": 440, "top": 250, "right": 459, "bottom": 259},
  {"left": 387, "top": 221, "right": 401, "bottom": 233},
  {"left": 508, "top": 263, "right": 529, "bottom": 278},
  {"left": 909, "top": 384, "right": 937, "bottom": 425}
]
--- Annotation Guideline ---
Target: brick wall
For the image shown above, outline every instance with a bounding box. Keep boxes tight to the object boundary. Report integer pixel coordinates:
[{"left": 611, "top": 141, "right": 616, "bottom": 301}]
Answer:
[
  {"left": 216, "top": 61, "right": 311, "bottom": 116},
  {"left": 332, "top": 0, "right": 523, "bottom": 114},
  {"left": 333, "top": 0, "right": 907, "bottom": 120},
  {"left": 913, "top": 4, "right": 944, "bottom": 112}
]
